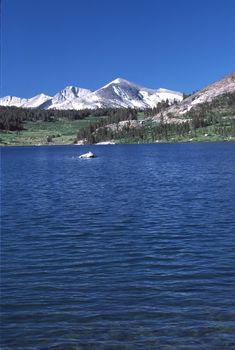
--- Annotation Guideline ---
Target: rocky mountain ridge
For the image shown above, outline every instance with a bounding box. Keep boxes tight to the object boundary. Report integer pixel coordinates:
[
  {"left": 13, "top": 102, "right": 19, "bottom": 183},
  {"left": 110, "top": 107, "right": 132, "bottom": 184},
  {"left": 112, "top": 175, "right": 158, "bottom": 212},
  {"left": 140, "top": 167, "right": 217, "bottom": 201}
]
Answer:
[
  {"left": 0, "top": 78, "right": 183, "bottom": 110},
  {"left": 153, "top": 72, "right": 235, "bottom": 122}
]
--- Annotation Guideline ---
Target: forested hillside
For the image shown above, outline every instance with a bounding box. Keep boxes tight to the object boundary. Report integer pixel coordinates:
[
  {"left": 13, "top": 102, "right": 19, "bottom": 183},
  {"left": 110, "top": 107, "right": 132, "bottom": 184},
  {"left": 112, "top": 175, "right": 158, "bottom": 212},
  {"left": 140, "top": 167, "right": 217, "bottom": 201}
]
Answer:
[
  {"left": 1, "top": 89, "right": 235, "bottom": 146},
  {"left": 75, "top": 92, "right": 235, "bottom": 144},
  {"left": 0, "top": 106, "right": 111, "bottom": 131}
]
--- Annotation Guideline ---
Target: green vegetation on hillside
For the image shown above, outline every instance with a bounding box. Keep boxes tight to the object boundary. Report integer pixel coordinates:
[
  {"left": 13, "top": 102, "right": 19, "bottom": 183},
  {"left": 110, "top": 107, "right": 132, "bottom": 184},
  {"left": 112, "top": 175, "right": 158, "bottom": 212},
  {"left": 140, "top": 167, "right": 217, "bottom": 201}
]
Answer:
[
  {"left": 0, "top": 105, "right": 111, "bottom": 131},
  {"left": 0, "top": 118, "right": 100, "bottom": 146},
  {"left": 76, "top": 115, "right": 235, "bottom": 144},
  {"left": 76, "top": 109, "right": 137, "bottom": 144},
  {"left": 0, "top": 106, "right": 137, "bottom": 146},
  {"left": 75, "top": 93, "right": 235, "bottom": 144},
  {"left": 1, "top": 92, "right": 235, "bottom": 146}
]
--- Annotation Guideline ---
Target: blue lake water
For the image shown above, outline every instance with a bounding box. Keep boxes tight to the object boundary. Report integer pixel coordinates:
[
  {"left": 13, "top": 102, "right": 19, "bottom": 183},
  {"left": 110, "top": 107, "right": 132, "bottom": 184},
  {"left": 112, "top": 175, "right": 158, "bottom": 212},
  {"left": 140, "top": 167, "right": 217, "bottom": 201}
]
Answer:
[{"left": 1, "top": 143, "right": 235, "bottom": 349}]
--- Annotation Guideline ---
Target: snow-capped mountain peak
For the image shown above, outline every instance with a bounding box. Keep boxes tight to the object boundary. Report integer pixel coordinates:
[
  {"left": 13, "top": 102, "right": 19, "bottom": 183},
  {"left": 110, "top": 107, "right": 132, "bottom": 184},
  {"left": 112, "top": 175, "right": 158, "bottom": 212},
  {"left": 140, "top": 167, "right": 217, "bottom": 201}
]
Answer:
[
  {"left": 49, "top": 86, "right": 92, "bottom": 109},
  {"left": 111, "top": 77, "right": 145, "bottom": 88},
  {"left": 0, "top": 95, "right": 29, "bottom": 107},
  {"left": 0, "top": 78, "right": 183, "bottom": 110},
  {"left": 110, "top": 77, "right": 129, "bottom": 84},
  {"left": 53, "top": 86, "right": 91, "bottom": 102},
  {"left": 22, "top": 93, "right": 52, "bottom": 109}
]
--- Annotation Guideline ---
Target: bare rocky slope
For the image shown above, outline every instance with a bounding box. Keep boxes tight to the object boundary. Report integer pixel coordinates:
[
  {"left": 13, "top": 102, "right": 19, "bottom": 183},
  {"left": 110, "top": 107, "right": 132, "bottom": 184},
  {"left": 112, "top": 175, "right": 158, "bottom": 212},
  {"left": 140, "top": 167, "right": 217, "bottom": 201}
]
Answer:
[{"left": 153, "top": 72, "right": 235, "bottom": 122}]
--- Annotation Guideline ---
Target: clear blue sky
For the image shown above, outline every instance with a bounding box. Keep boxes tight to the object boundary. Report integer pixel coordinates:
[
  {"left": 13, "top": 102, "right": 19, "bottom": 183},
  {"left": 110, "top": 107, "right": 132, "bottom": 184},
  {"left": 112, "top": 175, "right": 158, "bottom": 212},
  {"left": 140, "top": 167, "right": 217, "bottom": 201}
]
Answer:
[{"left": 1, "top": 0, "right": 235, "bottom": 97}]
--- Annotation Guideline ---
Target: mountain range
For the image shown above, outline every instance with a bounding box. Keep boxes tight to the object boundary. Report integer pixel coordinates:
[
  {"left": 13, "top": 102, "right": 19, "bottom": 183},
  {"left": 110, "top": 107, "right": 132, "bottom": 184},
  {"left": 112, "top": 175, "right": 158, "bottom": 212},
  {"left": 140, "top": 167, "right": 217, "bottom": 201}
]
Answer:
[{"left": 0, "top": 78, "right": 183, "bottom": 110}]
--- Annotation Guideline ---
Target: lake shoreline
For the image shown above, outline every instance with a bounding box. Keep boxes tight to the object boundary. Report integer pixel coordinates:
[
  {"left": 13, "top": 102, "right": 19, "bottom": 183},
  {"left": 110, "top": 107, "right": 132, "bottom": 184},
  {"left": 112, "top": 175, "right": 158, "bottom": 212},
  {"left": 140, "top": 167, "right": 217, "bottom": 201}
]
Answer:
[{"left": 1, "top": 138, "right": 235, "bottom": 147}]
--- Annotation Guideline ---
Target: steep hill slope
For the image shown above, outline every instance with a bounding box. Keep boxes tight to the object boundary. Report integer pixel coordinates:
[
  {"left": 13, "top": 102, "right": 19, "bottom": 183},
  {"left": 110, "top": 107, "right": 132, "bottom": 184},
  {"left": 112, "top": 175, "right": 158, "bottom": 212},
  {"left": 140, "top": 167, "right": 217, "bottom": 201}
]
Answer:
[{"left": 153, "top": 72, "right": 235, "bottom": 122}]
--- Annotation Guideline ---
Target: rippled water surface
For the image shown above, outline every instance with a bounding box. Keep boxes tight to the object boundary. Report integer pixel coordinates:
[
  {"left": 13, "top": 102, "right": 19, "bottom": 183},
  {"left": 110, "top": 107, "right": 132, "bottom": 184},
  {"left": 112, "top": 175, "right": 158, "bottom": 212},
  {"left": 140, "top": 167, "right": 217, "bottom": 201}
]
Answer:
[{"left": 1, "top": 143, "right": 235, "bottom": 349}]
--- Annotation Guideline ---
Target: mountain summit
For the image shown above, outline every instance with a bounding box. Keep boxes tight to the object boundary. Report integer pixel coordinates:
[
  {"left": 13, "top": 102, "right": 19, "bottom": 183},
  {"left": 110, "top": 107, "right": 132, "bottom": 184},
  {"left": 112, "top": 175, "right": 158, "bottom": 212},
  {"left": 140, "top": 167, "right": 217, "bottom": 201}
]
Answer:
[{"left": 0, "top": 78, "right": 183, "bottom": 110}]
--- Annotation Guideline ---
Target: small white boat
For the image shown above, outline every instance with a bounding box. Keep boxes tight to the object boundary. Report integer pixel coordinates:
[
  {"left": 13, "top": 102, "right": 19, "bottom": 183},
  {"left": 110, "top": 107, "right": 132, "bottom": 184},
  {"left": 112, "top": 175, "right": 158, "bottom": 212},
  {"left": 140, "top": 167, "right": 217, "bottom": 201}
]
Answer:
[{"left": 79, "top": 151, "right": 96, "bottom": 159}]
